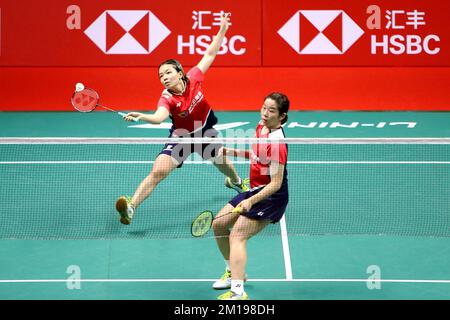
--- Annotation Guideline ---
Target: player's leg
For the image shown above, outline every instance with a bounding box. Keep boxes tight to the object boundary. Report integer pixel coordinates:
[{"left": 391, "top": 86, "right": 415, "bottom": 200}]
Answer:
[
  {"left": 116, "top": 153, "right": 179, "bottom": 225},
  {"left": 131, "top": 154, "right": 179, "bottom": 208},
  {"left": 218, "top": 216, "right": 269, "bottom": 300},
  {"left": 205, "top": 145, "right": 249, "bottom": 193},
  {"left": 229, "top": 216, "right": 269, "bottom": 280},
  {"left": 212, "top": 203, "right": 240, "bottom": 289},
  {"left": 213, "top": 203, "right": 239, "bottom": 258}
]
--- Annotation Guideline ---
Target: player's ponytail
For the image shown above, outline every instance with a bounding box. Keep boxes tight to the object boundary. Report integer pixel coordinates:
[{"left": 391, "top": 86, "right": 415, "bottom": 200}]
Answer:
[{"left": 265, "top": 92, "right": 290, "bottom": 124}]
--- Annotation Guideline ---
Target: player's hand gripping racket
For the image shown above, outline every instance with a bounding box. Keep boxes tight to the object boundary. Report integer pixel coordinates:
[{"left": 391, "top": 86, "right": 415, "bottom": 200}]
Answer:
[
  {"left": 71, "top": 83, "right": 138, "bottom": 122},
  {"left": 191, "top": 207, "right": 242, "bottom": 237}
]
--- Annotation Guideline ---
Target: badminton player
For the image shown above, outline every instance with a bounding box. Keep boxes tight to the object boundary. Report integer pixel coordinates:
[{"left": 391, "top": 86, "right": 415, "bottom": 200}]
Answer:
[
  {"left": 116, "top": 13, "right": 248, "bottom": 225},
  {"left": 212, "top": 92, "right": 290, "bottom": 300}
]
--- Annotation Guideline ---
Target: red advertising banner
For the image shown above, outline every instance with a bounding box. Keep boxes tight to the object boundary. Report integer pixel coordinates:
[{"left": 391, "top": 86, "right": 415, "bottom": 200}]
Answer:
[
  {"left": 0, "top": 0, "right": 448, "bottom": 67},
  {"left": 264, "top": 0, "right": 449, "bottom": 66},
  {"left": 0, "top": 1, "right": 449, "bottom": 111},
  {"left": 0, "top": 0, "right": 261, "bottom": 66}
]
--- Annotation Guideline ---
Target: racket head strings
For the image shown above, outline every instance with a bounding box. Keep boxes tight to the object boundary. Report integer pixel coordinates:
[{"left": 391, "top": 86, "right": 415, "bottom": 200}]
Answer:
[
  {"left": 71, "top": 87, "right": 136, "bottom": 121},
  {"left": 191, "top": 207, "right": 242, "bottom": 237},
  {"left": 71, "top": 88, "right": 100, "bottom": 113},
  {"left": 191, "top": 210, "right": 214, "bottom": 237}
]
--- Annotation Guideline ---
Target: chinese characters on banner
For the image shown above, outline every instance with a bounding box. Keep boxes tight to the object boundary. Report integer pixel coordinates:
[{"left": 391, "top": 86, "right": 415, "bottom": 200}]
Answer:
[
  {"left": 178, "top": 10, "right": 246, "bottom": 56},
  {"left": 369, "top": 6, "right": 440, "bottom": 55}
]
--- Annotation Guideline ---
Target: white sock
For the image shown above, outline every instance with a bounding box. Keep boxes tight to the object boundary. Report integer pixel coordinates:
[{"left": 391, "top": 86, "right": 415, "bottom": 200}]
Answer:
[
  {"left": 127, "top": 206, "right": 134, "bottom": 217},
  {"left": 127, "top": 200, "right": 135, "bottom": 214},
  {"left": 231, "top": 280, "right": 244, "bottom": 295},
  {"left": 225, "top": 260, "right": 230, "bottom": 271}
]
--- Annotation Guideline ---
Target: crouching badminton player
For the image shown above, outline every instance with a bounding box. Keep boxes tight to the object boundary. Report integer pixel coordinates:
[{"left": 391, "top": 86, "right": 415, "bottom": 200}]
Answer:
[{"left": 211, "top": 92, "right": 290, "bottom": 300}]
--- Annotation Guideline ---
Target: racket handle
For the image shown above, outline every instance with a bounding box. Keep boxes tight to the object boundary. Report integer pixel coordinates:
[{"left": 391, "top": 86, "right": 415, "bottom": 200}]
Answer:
[
  {"left": 232, "top": 207, "right": 243, "bottom": 214},
  {"left": 118, "top": 112, "right": 138, "bottom": 122}
]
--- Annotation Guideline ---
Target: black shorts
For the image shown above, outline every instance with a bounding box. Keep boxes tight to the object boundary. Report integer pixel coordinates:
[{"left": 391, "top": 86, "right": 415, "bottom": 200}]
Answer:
[
  {"left": 159, "top": 110, "right": 223, "bottom": 167},
  {"left": 159, "top": 137, "right": 222, "bottom": 167},
  {"left": 229, "top": 187, "right": 289, "bottom": 223},
  {"left": 159, "top": 117, "right": 222, "bottom": 168}
]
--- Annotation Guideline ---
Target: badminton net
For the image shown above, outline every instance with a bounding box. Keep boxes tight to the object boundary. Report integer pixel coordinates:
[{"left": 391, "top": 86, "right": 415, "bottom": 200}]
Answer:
[{"left": 0, "top": 137, "right": 449, "bottom": 239}]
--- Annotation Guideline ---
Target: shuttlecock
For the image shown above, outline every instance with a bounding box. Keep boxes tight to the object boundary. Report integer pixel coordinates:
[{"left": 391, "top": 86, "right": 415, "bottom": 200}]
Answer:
[{"left": 75, "top": 83, "right": 85, "bottom": 92}]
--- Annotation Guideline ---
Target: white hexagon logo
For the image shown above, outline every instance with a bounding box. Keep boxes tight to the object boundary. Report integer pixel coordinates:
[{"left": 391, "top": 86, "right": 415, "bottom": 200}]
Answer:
[
  {"left": 278, "top": 10, "right": 364, "bottom": 54},
  {"left": 84, "top": 10, "right": 171, "bottom": 55}
]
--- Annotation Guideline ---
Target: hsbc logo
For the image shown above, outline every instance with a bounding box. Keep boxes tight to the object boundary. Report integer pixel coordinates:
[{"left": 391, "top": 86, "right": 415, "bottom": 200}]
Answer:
[
  {"left": 84, "top": 10, "right": 171, "bottom": 54},
  {"left": 278, "top": 10, "right": 364, "bottom": 54}
]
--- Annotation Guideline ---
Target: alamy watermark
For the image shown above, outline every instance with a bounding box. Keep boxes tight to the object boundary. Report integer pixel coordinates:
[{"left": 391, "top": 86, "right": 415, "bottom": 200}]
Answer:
[{"left": 66, "top": 265, "right": 81, "bottom": 290}]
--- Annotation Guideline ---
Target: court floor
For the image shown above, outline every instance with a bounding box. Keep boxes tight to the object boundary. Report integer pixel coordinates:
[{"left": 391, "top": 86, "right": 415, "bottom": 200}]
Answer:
[{"left": 0, "top": 111, "right": 449, "bottom": 300}]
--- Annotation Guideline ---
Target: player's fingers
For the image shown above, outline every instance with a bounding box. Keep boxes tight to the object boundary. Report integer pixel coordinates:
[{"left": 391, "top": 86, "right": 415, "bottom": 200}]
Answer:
[{"left": 222, "top": 12, "right": 230, "bottom": 21}]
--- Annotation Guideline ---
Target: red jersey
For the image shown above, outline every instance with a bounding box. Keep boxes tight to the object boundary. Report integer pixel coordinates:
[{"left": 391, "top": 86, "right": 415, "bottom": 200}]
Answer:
[
  {"left": 157, "top": 67, "right": 213, "bottom": 134},
  {"left": 250, "top": 122, "right": 288, "bottom": 189}
]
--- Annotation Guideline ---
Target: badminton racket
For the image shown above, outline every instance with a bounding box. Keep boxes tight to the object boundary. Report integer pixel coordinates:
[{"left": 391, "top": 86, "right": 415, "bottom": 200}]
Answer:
[
  {"left": 191, "top": 207, "right": 242, "bottom": 237},
  {"left": 71, "top": 85, "right": 138, "bottom": 122}
]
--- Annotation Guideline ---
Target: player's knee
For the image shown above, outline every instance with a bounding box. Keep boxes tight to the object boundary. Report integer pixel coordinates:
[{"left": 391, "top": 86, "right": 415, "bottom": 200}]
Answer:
[
  {"left": 230, "top": 229, "right": 250, "bottom": 242},
  {"left": 212, "top": 218, "right": 228, "bottom": 235},
  {"left": 212, "top": 218, "right": 223, "bottom": 232}
]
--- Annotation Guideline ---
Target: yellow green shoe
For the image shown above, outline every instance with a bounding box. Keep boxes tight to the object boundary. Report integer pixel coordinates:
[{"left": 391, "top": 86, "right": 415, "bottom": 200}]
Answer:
[
  {"left": 115, "top": 196, "right": 135, "bottom": 225},
  {"left": 218, "top": 290, "right": 249, "bottom": 300},
  {"left": 225, "top": 177, "right": 250, "bottom": 193}
]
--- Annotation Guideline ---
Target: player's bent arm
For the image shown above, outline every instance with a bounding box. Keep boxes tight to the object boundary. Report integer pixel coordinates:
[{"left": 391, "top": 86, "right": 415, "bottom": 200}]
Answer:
[
  {"left": 247, "top": 162, "right": 285, "bottom": 206},
  {"left": 126, "top": 107, "right": 170, "bottom": 124}
]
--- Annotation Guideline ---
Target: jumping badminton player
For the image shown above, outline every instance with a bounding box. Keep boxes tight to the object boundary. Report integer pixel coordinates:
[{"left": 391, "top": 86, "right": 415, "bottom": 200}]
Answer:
[
  {"left": 212, "top": 92, "right": 290, "bottom": 300},
  {"left": 116, "top": 13, "right": 248, "bottom": 225}
]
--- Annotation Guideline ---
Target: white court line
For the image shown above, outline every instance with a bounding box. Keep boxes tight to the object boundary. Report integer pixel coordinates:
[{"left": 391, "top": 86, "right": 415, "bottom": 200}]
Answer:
[
  {"left": 279, "top": 216, "right": 293, "bottom": 280},
  {"left": 1, "top": 161, "right": 450, "bottom": 165},
  {"left": 0, "top": 278, "right": 450, "bottom": 283}
]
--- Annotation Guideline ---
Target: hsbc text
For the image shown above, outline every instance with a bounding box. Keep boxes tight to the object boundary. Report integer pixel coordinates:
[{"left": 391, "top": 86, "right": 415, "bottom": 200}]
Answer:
[
  {"left": 371, "top": 35, "right": 440, "bottom": 55},
  {"left": 178, "top": 35, "right": 246, "bottom": 55}
]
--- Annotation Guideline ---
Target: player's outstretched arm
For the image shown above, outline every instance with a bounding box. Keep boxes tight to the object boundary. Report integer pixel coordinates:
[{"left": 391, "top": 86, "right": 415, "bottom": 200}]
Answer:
[
  {"left": 197, "top": 12, "right": 230, "bottom": 74},
  {"left": 124, "top": 107, "right": 169, "bottom": 124}
]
